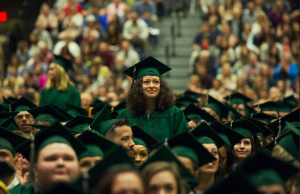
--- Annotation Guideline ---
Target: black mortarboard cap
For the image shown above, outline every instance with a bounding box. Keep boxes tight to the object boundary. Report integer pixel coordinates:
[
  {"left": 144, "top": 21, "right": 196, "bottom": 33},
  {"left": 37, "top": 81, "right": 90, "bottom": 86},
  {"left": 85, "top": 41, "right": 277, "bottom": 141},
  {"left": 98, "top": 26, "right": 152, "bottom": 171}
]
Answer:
[
  {"left": 183, "top": 103, "right": 216, "bottom": 123},
  {"left": 5, "top": 97, "right": 37, "bottom": 112}
]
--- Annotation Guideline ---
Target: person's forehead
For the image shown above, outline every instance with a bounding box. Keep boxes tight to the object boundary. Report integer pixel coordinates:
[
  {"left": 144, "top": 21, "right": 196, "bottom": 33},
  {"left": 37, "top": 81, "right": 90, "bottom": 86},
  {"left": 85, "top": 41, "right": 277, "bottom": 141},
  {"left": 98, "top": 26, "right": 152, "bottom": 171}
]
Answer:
[
  {"left": 143, "top": 76, "right": 160, "bottom": 80},
  {"left": 202, "top": 143, "right": 217, "bottom": 150},
  {"left": 0, "top": 149, "right": 13, "bottom": 155},
  {"left": 16, "top": 111, "right": 31, "bottom": 116},
  {"left": 114, "top": 172, "right": 142, "bottom": 187},
  {"left": 39, "top": 143, "right": 75, "bottom": 157},
  {"left": 133, "top": 145, "right": 147, "bottom": 151},
  {"left": 116, "top": 126, "right": 133, "bottom": 135}
]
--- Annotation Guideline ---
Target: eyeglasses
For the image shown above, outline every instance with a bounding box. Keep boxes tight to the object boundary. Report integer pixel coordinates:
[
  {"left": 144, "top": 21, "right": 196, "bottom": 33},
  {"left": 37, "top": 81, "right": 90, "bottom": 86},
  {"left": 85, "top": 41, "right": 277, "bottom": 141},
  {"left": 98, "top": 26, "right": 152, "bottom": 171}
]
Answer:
[{"left": 15, "top": 114, "right": 33, "bottom": 120}]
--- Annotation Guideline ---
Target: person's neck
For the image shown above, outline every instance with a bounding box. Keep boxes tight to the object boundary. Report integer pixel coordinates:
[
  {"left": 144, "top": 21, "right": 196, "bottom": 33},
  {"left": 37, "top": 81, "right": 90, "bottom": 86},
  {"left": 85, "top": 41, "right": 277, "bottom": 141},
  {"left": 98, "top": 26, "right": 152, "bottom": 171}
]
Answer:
[
  {"left": 145, "top": 99, "right": 155, "bottom": 117},
  {"left": 195, "top": 173, "right": 215, "bottom": 194}
]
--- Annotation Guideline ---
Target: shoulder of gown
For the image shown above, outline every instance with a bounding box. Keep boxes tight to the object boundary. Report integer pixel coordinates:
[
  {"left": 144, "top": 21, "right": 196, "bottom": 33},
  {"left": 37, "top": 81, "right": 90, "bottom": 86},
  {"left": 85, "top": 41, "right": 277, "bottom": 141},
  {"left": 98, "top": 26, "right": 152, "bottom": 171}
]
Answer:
[{"left": 117, "top": 106, "right": 183, "bottom": 118}]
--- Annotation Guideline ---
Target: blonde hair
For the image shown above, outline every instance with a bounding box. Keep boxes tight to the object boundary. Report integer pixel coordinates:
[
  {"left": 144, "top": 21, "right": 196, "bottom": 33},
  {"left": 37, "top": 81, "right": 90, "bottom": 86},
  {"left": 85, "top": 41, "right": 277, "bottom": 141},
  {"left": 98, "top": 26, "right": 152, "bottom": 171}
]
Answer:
[
  {"left": 142, "top": 161, "right": 187, "bottom": 194},
  {"left": 273, "top": 145, "right": 299, "bottom": 194},
  {"left": 189, "top": 74, "right": 201, "bottom": 88},
  {"left": 45, "top": 63, "right": 74, "bottom": 91}
]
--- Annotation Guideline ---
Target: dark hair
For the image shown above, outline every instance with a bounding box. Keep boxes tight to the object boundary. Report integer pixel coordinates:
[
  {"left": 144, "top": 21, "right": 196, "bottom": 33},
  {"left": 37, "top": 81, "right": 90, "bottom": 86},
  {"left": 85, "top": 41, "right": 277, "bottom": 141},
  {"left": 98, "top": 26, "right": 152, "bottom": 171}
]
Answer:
[
  {"left": 105, "top": 119, "right": 130, "bottom": 141},
  {"left": 223, "top": 145, "right": 236, "bottom": 169},
  {"left": 126, "top": 78, "right": 175, "bottom": 116},
  {"left": 92, "top": 166, "right": 146, "bottom": 194}
]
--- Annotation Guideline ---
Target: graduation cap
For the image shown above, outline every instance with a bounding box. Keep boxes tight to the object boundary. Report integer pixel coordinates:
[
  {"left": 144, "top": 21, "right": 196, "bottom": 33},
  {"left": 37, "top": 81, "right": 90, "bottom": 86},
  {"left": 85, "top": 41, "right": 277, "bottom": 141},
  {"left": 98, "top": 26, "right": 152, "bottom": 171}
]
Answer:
[
  {"left": 253, "top": 101, "right": 278, "bottom": 114},
  {"left": 64, "top": 115, "right": 94, "bottom": 134},
  {"left": 28, "top": 105, "right": 69, "bottom": 124},
  {"left": 190, "top": 122, "right": 226, "bottom": 148},
  {"left": 90, "top": 105, "right": 112, "bottom": 132},
  {"left": 243, "top": 117, "right": 274, "bottom": 138},
  {"left": 245, "top": 104, "right": 257, "bottom": 116},
  {"left": 52, "top": 54, "right": 74, "bottom": 72},
  {"left": 276, "top": 121, "right": 299, "bottom": 159},
  {"left": 224, "top": 103, "right": 242, "bottom": 120},
  {"left": 210, "top": 120, "right": 244, "bottom": 147},
  {"left": 0, "top": 112, "right": 18, "bottom": 123},
  {"left": 66, "top": 103, "right": 88, "bottom": 117},
  {"left": 267, "top": 108, "right": 299, "bottom": 137},
  {"left": 5, "top": 97, "right": 37, "bottom": 112},
  {"left": 164, "top": 132, "right": 216, "bottom": 167},
  {"left": 15, "top": 122, "right": 86, "bottom": 160},
  {"left": 131, "top": 125, "right": 159, "bottom": 150},
  {"left": 110, "top": 100, "right": 126, "bottom": 119},
  {"left": 77, "top": 145, "right": 134, "bottom": 189},
  {"left": 238, "top": 150, "right": 298, "bottom": 182},
  {"left": 91, "top": 103, "right": 107, "bottom": 118},
  {"left": 90, "top": 99, "right": 105, "bottom": 108},
  {"left": 249, "top": 169, "right": 285, "bottom": 188},
  {"left": 205, "top": 168, "right": 261, "bottom": 194},
  {"left": 203, "top": 95, "right": 229, "bottom": 120},
  {"left": 48, "top": 104, "right": 74, "bottom": 121},
  {"left": 77, "top": 130, "right": 116, "bottom": 159},
  {"left": 183, "top": 103, "right": 216, "bottom": 124},
  {"left": 226, "top": 119, "right": 265, "bottom": 139},
  {"left": 183, "top": 90, "right": 205, "bottom": 101},
  {"left": 279, "top": 95, "right": 298, "bottom": 108},
  {"left": 0, "top": 116, "right": 19, "bottom": 132},
  {"left": 123, "top": 57, "right": 171, "bottom": 91},
  {"left": 175, "top": 96, "right": 198, "bottom": 109},
  {"left": 250, "top": 113, "right": 277, "bottom": 124},
  {"left": 139, "top": 145, "right": 199, "bottom": 190},
  {"left": 28, "top": 124, "right": 49, "bottom": 132},
  {"left": 224, "top": 92, "right": 252, "bottom": 105},
  {"left": 276, "top": 101, "right": 292, "bottom": 113},
  {"left": 0, "top": 126, "right": 27, "bottom": 155}
]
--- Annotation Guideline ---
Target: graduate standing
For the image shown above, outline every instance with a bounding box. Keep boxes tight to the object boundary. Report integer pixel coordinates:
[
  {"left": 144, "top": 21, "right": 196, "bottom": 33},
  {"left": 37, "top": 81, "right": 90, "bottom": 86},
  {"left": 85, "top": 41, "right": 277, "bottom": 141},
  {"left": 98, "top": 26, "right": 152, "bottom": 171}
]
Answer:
[
  {"left": 117, "top": 57, "right": 189, "bottom": 142},
  {"left": 39, "top": 55, "right": 81, "bottom": 110}
]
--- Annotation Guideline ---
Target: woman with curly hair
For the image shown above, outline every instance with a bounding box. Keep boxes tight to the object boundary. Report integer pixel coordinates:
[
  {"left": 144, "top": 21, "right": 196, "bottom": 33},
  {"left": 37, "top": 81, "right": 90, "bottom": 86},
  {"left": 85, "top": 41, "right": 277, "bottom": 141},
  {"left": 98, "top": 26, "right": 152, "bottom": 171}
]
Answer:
[
  {"left": 39, "top": 55, "right": 81, "bottom": 109},
  {"left": 117, "top": 57, "right": 189, "bottom": 142}
]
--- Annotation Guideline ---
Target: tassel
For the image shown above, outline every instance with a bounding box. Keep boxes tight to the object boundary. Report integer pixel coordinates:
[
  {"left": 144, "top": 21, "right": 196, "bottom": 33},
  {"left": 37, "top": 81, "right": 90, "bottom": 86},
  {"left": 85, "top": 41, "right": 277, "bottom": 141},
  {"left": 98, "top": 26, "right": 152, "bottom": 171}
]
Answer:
[
  {"left": 275, "top": 117, "right": 282, "bottom": 145},
  {"left": 28, "top": 134, "right": 35, "bottom": 186},
  {"left": 88, "top": 107, "right": 93, "bottom": 117}
]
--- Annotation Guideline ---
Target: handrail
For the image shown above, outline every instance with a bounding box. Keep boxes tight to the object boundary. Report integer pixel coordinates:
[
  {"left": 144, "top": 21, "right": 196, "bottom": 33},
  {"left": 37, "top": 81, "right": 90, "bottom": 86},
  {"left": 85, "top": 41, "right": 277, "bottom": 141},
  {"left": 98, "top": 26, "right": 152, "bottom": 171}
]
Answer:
[
  {"left": 170, "top": 22, "right": 176, "bottom": 57},
  {"left": 176, "top": 12, "right": 181, "bottom": 37},
  {"left": 165, "top": 43, "right": 170, "bottom": 78}
]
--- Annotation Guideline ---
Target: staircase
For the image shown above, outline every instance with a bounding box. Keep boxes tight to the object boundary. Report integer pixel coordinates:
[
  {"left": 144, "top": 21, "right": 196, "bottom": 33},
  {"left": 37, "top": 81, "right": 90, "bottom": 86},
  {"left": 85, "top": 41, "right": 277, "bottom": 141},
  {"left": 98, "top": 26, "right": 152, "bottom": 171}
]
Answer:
[{"left": 150, "top": 4, "right": 201, "bottom": 94}]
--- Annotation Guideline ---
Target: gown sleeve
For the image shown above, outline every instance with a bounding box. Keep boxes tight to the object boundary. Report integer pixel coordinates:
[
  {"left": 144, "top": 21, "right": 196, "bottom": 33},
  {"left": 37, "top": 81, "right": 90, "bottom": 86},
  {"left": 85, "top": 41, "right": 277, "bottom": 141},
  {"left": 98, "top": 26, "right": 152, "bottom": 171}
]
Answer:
[
  {"left": 39, "top": 89, "right": 47, "bottom": 106},
  {"left": 173, "top": 108, "right": 189, "bottom": 135},
  {"left": 70, "top": 86, "right": 81, "bottom": 107}
]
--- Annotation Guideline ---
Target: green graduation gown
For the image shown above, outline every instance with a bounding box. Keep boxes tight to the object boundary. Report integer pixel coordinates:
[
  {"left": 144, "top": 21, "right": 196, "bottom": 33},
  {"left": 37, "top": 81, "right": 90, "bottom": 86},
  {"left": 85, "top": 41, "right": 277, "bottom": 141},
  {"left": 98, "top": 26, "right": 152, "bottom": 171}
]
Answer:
[
  {"left": 39, "top": 85, "right": 81, "bottom": 110},
  {"left": 9, "top": 184, "right": 34, "bottom": 194},
  {"left": 117, "top": 106, "right": 189, "bottom": 142}
]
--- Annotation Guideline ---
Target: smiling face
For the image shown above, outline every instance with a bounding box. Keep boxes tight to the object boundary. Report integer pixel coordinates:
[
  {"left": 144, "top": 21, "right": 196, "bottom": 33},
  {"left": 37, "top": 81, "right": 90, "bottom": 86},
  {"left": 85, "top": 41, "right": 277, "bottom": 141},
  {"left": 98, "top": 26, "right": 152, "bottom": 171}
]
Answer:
[
  {"left": 114, "top": 126, "right": 135, "bottom": 158},
  {"left": 197, "top": 143, "right": 219, "bottom": 174},
  {"left": 233, "top": 139, "right": 252, "bottom": 162},
  {"left": 142, "top": 76, "right": 161, "bottom": 100},
  {"left": 34, "top": 143, "right": 79, "bottom": 191},
  {"left": 133, "top": 145, "right": 148, "bottom": 167}
]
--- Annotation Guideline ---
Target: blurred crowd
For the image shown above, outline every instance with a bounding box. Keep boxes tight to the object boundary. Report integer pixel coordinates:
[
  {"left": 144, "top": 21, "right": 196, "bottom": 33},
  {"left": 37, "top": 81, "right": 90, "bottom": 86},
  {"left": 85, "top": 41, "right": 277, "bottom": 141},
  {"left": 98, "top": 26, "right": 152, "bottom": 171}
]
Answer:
[
  {"left": 188, "top": 0, "right": 299, "bottom": 106},
  {"left": 1, "top": 0, "right": 299, "bottom": 108},
  {"left": 1, "top": 0, "right": 165, "bottom": 106}
]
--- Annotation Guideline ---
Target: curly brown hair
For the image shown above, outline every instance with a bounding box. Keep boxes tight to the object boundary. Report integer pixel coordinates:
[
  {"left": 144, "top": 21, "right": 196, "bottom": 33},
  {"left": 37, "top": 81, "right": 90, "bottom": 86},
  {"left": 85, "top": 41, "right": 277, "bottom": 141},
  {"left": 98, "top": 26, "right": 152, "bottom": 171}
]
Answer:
[{"left": 126, "top": 78, "right": 175, "bottom": 116}]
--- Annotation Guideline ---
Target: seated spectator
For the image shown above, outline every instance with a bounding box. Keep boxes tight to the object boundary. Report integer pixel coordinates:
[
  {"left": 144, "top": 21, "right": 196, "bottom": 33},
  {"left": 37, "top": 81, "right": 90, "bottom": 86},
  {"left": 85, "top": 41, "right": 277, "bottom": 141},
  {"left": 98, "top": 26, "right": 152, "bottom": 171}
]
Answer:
[
  {"left": 82, "top": 0, "right": 105, "bottom": 16},
  {"left": 215, "top": 23, "right": 234, "bottom": 47},
  {"left": 107, "top": 0, "right": 127, "bottom": 23},
  {"left": 214, "top": 37, "right": 236, "bottom": 64},
  {"left": 238, "top": 52, "right": 262, "bottom": 86},
  {"left": 82, "top": 14, "right": 100, "bottom": 44},
  {"left": 268, "top": 0, "right": 286, "bottom": 28},
  {"left": 16, "top": 40, "right": 30, "bottom": 65},
  {"left": 81, "top": 44, "right": 93, "bottom": 62},
  {"left": 106, "top": 24, "right": 122, "bottom": 46},
  {"left": 273, "top": 53, "right": 298, "bottom": 85},
  {"left": 28, "top": 33, "right": 40, "bottom": 58},
  {"left": 208, "top": 15, "right": 221, "bottom": 45},
  {"left": 74, "top": 56, "right": 89, "bottom": 76},
  {"left": 25, "top": 55, "right": 48, "bottom": 75},
  {"left": 32, "top": 65, "right": 48, "bottom": 92},
  {"left": 275, "top": 13, "right": 292, "bottom": 41},
  {"left": 215, "top": 55, "right": 232, "bottom": 76},
  {"left": 193, "top": 50, "right": 215, "bottom": 76},
  {"left": 216, "top": 63, "right": 237, "bottom": 91},
  {"left": 187, "top": 74, "right": 202, "bottom": 93},
  {"left": 260, "top": 64, "right": 276, "bottom": 89},
  {"left": 242, "top": 0, "right": 256, "bottom": 25},
  {"left": 153, "top": 0, "right": 164, "bottom": 20},
  {"left": 123, "top": 12, "right": 149, "bottom": 55},
  {"left": 236, "top": 76, "right": 248, "bottom": 94},
  {"left": 32, "top": 20, "right": 53, "bottom": 50},
  {"left": 229, "top": 6, "right": 243, "bottom": 40},
  {"left": 268, "top": 86, "right": 282, "bottom": 101},
  {"left": 6, "top": 54, "right": 25, "bottom": 78},
  {"left": 38, "top": 41, "right": 54, "bottom": 66},
  {"left": 241, "top": 22, "right": 254, "bottom": 45},
  {"left": 209, "top": 79, "right": 225, "bottom": 97},
  {"left": 107, "top": 14, "right": 123, "bottom": 35},
  {"left": 36, "top": 4, "right": 58, "bottom": 37},
  {"left": 192, "top": 22, "right": 210, "bottom": 51},
  {"left": 113, "top": 55, "right": 127, "bottom": 82},
  {"left": 93, "top": 56, "right": 110, "bottom": 81},
  {"left": 195, "top": 64, "right": 214, "bottom": 89},
  {"left": 233, "top": 44, "right": 249, "bottom": 73},
  {"left": 53, "top": 34, "right": 81, "bottom": 57},
  {"left": 291, "top": 40, "right": 299, "bottom": 64},
  {"left": 133, "top": 0, "right": 157, "bottom": 18},
  {"left": 59, "top": 5, "right": 84, "bottom": 40},
  {"left": 64, "top": 0, "right": 82, "bottom": 15},
  {"left": 277, "top": 79, "right": 294, "bottom": 98},
  {"left": 80, "top": 92, "right": 92, "bottom": 109},
  {"left": 251, "top": 10, "right": 269, "bottom": 36},
  {"left": 252, "top": 75, "right": 268, "bottom": 99},
  {"left": 142, "top": 11, "right": 158, "bottom": 46},
  {"left": 95, "top": 42, "right": 115, "bottom": 70},
  {"left": 117, "top": 40, "right": 140, "bottom": 68}
]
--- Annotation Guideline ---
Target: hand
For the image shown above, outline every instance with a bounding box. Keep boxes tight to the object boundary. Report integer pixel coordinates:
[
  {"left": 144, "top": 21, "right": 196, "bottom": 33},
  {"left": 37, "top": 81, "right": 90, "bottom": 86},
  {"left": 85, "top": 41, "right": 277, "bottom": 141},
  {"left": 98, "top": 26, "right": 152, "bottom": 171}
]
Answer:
[{"left": 14, "top": 156, "right": 29, "bottom": 186}]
